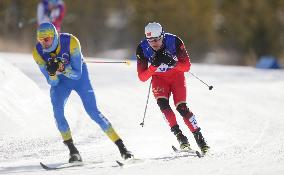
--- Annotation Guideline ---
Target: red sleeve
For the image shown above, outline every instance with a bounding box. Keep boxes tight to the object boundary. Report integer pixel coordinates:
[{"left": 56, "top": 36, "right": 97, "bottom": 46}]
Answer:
[
  {"left": 52, "top": 3, "right": 65, "bottom": 31},
  {"left": 174, "top": 37, "right": 191, "bottom": 72},
  {"left": 136, "top": 45, "right": 157, "bottom": 82},
  {"left": 57, "top": 3, "right": 65, "bottom": 22}
]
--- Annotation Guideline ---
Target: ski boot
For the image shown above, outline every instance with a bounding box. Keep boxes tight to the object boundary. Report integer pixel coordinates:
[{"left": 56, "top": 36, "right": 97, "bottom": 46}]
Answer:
[
  {"left": 171, "top": 125, "right": 190, "bottom": 150},
  {"left": 176, "top": 132, "right": 190, "bottom": 150},
  {"left": 64, "top": 139, "right": 83, "bottom": 163},
  {"left": 69, "top": 153, "right": 82, "bottom": 163},
  {"left": 193, "top": 128, "right": 210, "bottom": 154},
  {"left": 115, "top": 139, "right": 133, "bottom": 160}
]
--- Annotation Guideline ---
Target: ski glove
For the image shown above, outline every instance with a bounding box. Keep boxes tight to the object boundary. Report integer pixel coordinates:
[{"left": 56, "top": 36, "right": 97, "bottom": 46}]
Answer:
[
  {"left": 156, "top": 50, "right": 176, "bottom": 67},
  {"left": 46, "top": 58, "right": 64, "bottom": 76},
  {"left": 150, "top": 56, "right": 162, "bottom": 67}
]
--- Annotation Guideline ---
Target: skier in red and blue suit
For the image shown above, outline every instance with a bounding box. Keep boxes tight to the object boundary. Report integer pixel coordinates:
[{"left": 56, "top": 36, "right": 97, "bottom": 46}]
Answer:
[
  {"left": 37, "top": 0, "right": 65, "bottom": 32},
  {"left": 136, "top": 22, "right": 210, "bottom": 154},
  {"left": 32, "top": 22, "right": 133, "bottom": 163}
]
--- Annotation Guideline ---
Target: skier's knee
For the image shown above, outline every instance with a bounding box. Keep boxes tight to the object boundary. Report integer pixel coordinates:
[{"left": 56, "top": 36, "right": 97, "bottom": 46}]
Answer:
[
  {"left": 157, "top": 98, "right": 170, "bottom": 111},
  {"left": 176, "top": 103, "right": 193, "bottom": 118}
]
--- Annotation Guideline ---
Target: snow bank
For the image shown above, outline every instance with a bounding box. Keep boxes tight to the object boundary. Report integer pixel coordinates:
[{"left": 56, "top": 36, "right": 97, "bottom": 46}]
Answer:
[{"left": 0, "top": 59, "right": 57, "bottom": 138}]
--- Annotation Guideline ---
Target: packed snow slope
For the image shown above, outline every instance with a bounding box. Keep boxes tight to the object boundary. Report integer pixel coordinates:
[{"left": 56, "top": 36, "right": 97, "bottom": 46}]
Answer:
[{"left": 0, "top": 52, "right": 284, "bottom": 175}]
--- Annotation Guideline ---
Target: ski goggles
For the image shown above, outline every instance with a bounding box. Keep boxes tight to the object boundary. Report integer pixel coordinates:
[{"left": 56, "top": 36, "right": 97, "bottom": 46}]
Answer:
[
  {"left": 38, "top": 36, "right": 53, "bottom": 45},
  {"left": 146, "top": 35, "right": 163, "bottom": 43},
  {"left": 37, "top": 28, "right": 55, "bottom": 42}
]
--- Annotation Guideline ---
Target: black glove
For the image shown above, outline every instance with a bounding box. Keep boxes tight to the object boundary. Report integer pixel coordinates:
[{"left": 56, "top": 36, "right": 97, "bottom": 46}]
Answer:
[
  {"left": 46, "top": 58, "right": 59, "bottom": 76},
  {"left": 156, "top": 50, "right": 176, "bottom": 66},
  {"left": 150, "top": 56, "right": 162, "bottom": 67}
]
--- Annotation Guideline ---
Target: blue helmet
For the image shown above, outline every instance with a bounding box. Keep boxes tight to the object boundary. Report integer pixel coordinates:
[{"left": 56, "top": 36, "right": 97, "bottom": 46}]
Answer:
[{"left": 37, "top": 22, "right": 59, "bottom": 52}]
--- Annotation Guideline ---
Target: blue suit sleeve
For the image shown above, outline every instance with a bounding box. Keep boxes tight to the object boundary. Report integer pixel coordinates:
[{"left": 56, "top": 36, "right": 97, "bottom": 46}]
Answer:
[
  {"left": 38, "top": 65, "right": 60, "bottom": 86},
  {"left": 32, "top": 47, "right": 59, "bottom": 86},
  {"left": 62, "top": 35, "right": 83, "bottom": 80}
]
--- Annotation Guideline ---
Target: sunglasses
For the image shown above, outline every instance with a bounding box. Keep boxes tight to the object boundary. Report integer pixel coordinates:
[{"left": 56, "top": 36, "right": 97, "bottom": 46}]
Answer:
[{"left": 146, "top": 35, "right": 163, "bottom": 43}]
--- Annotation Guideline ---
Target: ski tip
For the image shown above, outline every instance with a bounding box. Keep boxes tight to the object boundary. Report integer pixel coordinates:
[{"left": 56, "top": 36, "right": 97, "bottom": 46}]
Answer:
[
  {"left": 40, "top": 162, "right": 46, "bottom": 167},
  {"left": 40, "top": 162, "right": 51, "bottom": 170},
  {"left": 116, "top": 160, "right": 124, "bottom": 167}
]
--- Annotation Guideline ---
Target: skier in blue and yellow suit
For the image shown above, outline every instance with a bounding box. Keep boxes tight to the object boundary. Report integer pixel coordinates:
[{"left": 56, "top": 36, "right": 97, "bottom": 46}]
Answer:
[{"left": 32, "top": 22, "right": 133, "bottom": 163}]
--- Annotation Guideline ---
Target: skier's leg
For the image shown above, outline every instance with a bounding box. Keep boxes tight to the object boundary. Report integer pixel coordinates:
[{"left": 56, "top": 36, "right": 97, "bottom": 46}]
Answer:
[
  {"left": 152, "top": 76, "right": 188, "bottom": 148},
  {"left": 77, "top": 87, "right": 133, "bottom": 159},
  {"left": 152, "top": 76, "right": 177, "bottom": 127},
  {"left": 75, "top": 75, "right": 117, "bottom": 140},
  {"left": 172, "top": 73, "right": 209, "bottom": 153},
  {"left": 75, "top": 67, "right": 133, "bottom": 159},
  {"left": 171, "top": 73, "right": 198, "bottom": 132},
  {"left": 176, "top": 103, "right": 210, "bottom": 153},
  {"left": 176, "top": 103, "right": 199, "bottom": 132},
  {"left": 50, "top": 84, "right": 72, "bottom": 140},
  {"left": 50, "top": 84, "right": 82, "bottom": 162},
  {"left": 156, "top": 98, "right": 190, "bottom": 149},
  {"left": 156, "top": 98, "right": 177, "bottom": 128}
]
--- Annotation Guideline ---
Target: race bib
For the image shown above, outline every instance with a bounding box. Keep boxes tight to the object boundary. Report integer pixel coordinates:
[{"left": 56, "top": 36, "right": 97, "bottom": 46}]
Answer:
[{"left": 156, "top": 63, "right": 174, "bottom": 72}]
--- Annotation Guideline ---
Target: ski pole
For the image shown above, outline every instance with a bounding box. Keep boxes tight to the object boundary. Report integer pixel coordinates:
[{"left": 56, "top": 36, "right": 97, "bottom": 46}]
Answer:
[
  {"left": 140, "top": 80, "right": 152, "bottom": 127},
  {"left": 85, "top": 59, "right": 131, "bottom": 65},
  {"left": 189, "top": 72, "right": 213, "bottom": 90}
]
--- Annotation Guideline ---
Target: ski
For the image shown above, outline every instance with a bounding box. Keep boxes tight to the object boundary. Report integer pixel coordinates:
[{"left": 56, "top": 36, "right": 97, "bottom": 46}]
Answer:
[
  {"left": 172, "top": 145, "right": 202, "bottom": 158},
  {"left": 116, "top": 146, "right": 203, "bottom": 168},
  {"left": 116, "top": 158, "right": 145, "bottom": 167},
  {"left": 40, "top": 161, "right": 84, "bottom": 170}
]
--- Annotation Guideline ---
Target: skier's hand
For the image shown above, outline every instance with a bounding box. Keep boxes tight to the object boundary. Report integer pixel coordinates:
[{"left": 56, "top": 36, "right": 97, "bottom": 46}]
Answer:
[
  {"left": 46, "top": 58, "right": 60, "bottom": 76},
  {"left": 57, "top": 60, "right": 65, "bottom": 72},
  {"left": 157, "top": 50, "right": 176, "bottom": 66},
  {"left": 150, "top": 56, "right": 162, "bottom": 67}
]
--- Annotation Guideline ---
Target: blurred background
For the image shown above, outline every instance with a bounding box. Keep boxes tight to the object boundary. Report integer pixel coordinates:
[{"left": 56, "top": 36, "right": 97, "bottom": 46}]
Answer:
[{"left": 0, "top": 0, "right": 284, "bottom": 67}]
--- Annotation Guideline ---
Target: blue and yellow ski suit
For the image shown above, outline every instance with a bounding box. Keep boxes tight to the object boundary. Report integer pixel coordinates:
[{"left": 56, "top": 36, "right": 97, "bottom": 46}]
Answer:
[{"left": 32, "top": 33, "right": 120, "bottom": 142}]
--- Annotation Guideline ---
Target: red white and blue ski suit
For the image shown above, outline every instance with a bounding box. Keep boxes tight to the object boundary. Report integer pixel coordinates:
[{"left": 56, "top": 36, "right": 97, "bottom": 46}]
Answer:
[
  {"left": 136, "top": 33, "right": 199, "bottom": 133},
  {"left": 37, "top": 0, "right": 65, "bottom": 32}
]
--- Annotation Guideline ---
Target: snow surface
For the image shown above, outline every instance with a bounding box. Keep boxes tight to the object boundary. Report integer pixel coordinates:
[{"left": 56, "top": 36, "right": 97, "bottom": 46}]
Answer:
[{"left": 0, "top": 52, "right": 284, "bottom": 175}]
